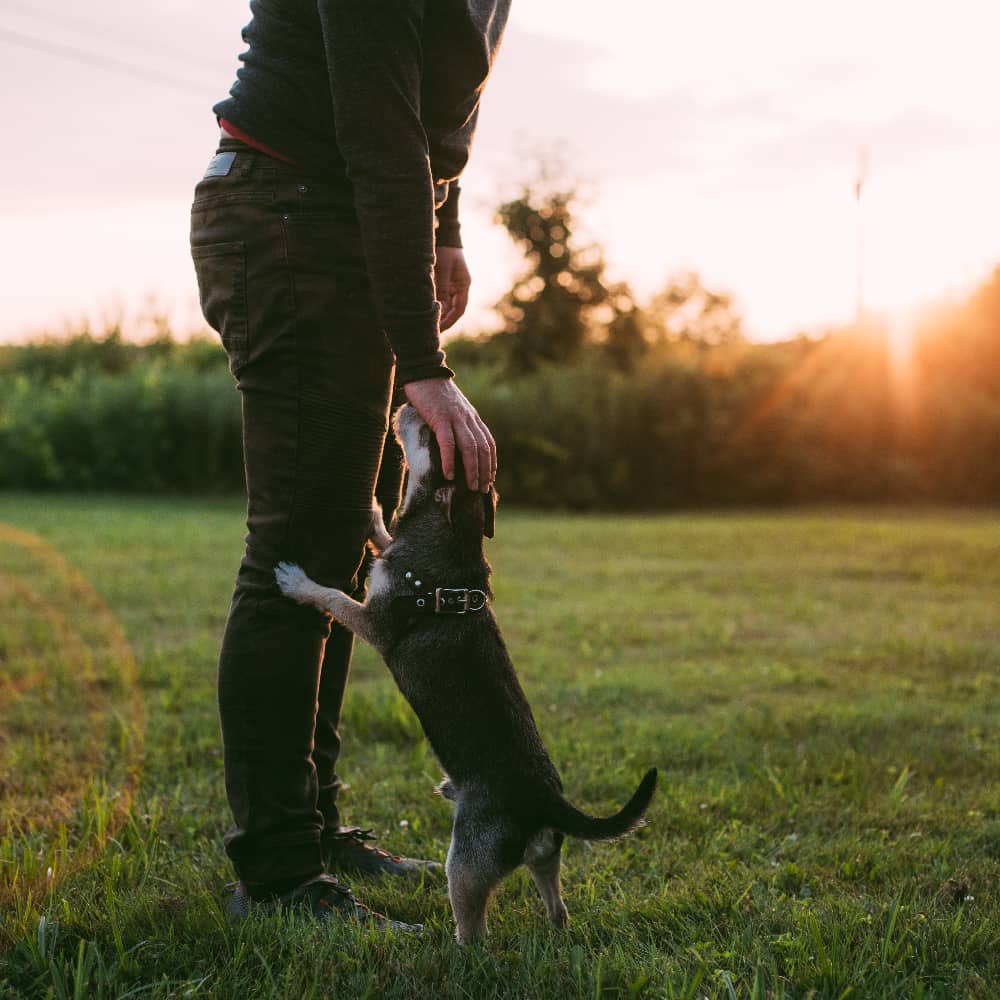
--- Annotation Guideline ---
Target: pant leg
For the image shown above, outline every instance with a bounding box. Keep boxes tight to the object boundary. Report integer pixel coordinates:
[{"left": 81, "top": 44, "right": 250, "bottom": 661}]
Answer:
[
  {"left": 313, "top": 401, "right": 406, "bottom": 833},
  {"left": 190, "top": 142, "right": 394, "bottom": 895}
]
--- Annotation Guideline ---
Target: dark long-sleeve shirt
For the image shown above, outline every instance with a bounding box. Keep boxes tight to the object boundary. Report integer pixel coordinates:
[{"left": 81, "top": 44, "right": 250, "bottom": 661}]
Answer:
[{"left": 214, "top": 0, "right": 511, "bottom": 384}]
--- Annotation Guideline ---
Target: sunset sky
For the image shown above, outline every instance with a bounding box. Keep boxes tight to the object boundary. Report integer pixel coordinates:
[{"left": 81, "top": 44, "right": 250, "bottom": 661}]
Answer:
[{"left": 2, "top": 0, "right": 998, "bottom": 342}]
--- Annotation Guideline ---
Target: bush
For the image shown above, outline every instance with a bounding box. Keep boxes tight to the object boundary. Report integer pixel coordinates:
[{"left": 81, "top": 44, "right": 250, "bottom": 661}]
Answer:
[
  {"left": 0, "top": 364, "right": 242, "bottom": 492},
  {"left": 1, "top": 293, "right": 998, "bottom": 507}
]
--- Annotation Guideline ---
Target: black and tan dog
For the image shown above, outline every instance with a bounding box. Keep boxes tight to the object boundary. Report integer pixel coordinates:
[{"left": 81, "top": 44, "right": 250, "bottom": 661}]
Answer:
[{"left": 275, "top": 404, "right": 657, "bottom": 943}]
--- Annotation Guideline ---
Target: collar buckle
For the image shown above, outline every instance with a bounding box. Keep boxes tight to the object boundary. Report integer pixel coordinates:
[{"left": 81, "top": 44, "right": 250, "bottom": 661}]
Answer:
[{"left": 434, "top": 587, "right": 487, "bottom": 614}]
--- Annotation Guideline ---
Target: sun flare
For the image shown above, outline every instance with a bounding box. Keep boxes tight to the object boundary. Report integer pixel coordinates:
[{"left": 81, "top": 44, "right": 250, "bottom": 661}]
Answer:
[{"left": 885, "top": 311, "right": 918, "bottom": 372}]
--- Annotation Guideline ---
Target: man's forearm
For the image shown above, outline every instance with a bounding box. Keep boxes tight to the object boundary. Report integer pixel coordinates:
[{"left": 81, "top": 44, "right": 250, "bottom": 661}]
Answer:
[{"left": 319, "top": 0, "right": 452, "bottom": 384}]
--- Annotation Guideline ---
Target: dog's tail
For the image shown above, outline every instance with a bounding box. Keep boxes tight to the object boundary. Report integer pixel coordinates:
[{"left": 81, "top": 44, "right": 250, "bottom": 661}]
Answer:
[{"left": 547, "top": 767, "right": 657, "bottom": 841}]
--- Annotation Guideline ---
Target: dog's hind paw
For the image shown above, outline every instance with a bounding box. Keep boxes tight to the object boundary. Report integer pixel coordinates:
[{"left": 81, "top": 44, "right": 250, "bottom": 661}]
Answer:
[{"left": 274, "top": 561, "right": 310, "bottom": 600}]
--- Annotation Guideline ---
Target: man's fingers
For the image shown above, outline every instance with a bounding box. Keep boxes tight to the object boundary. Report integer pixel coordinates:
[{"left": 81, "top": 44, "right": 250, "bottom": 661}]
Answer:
[
  {"left": 466, "top": 418, "right": 491, "bottom": 492},
  {"left": 435, "top": 249, "right": 469, "bottom": 331},
  {"left": 476, "top": 429, "right": 492, "bottom": 492},
  {"left": 452, "top": 286, "right": 470, "bottom": 325},
  {"left": 433, "top": 257, "right": 453, "bottom": 293},
  {"left": 435, "top": 423, "right": 456, "bottom": 482},
  {"left": 474, "top": 413, "right": 497, "bottom": 482},
  {"left": 440, "top": 284, "right": 468, "bottom": 331},
  {"left": 455, "top": 421, "right": 482, "bottom": 491},
  {"left": 440, "top": 297, "right": 459, "bottom": 331},
  {"left": 434, "top": 260, "right": 453, "bottom": 325}
]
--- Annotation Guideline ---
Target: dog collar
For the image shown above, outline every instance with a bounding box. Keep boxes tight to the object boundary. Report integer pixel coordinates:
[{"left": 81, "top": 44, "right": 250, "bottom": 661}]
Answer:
[
  {"left": 392, "top": 586, "right": 488, "bottom": 618},
  {"left": 386, "top": 577, "right": 490, "bottom": 655},
  {"left": 387, "top": 569, "right": 490, "bottom": 643}
]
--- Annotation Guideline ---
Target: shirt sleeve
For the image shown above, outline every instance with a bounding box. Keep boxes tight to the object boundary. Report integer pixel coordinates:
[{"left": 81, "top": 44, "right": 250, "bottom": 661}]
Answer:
[{"left": 317, "top": 0, "right": 452, "bottom": 385}]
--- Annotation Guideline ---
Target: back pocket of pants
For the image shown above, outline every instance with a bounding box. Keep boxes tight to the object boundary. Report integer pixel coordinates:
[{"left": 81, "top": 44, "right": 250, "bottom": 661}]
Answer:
[{"left": 191, "top": 241, "right": 248, "bottom": 375}]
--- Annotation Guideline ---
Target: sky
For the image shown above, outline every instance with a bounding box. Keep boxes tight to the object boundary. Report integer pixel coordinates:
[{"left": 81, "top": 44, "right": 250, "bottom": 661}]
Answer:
[{"left": 2, "top": 0, "right": 999, "bottom": 343}]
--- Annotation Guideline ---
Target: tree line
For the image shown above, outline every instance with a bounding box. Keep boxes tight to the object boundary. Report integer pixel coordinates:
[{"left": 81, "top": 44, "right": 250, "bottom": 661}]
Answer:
[{"left": 1, "top": 179, "right": 998, "bottom": 506}]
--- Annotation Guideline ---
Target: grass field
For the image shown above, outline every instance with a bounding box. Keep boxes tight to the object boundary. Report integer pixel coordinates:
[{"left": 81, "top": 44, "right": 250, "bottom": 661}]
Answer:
[{"left": 1, "top": 496, "right": 998, "bottom": 999}]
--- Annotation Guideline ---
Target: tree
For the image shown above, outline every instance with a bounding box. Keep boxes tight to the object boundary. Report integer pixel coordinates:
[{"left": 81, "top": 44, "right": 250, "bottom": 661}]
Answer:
[
  {"left": 603, "top": 282, "right": 648, "bottom": 372},
  {"left": 647, "top": 271, "right": 743, "bottom": 348},
  {"left": 494, "top": 182, "right": 609, "bottom": 371}
]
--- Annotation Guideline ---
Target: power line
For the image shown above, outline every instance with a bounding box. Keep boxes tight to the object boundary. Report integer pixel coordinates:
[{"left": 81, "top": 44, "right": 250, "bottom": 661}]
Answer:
[
  {"left": 854, "top": 147, "right": 869, "bottom": 326},
  {"left": 0, "top": 27, "right": 217, "bottom": 98},
  {"left": 2, "top": 0, "right": 218, "bottom": 75}
]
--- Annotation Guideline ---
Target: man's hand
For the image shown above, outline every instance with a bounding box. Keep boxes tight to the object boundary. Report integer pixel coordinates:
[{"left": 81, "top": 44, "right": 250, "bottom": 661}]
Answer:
[
  {"left": 435, "top": 247, "right": 471, "bottom": 331},
  {"left": 403, "top": 378, "right": 495, "bottom": 492}
]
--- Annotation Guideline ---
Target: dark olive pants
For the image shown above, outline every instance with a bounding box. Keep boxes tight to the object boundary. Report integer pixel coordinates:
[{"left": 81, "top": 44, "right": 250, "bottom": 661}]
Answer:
[{"left": 190, "top": 139, "right": 403, "bottom": 896}]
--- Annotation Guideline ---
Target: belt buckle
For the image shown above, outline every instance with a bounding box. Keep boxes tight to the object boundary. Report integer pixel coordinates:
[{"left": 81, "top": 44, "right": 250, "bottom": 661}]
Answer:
[{"left": 434, "top": 588, "right": 469, "bottom": 614}]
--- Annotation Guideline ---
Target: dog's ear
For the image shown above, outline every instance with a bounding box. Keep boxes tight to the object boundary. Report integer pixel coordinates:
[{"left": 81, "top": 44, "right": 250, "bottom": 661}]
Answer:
[
  {"left": 436, "top": 483, "right": 496, "bottom": 538},
  {"left": 483, "top": 485, "right": 497, "bottom": 539}
]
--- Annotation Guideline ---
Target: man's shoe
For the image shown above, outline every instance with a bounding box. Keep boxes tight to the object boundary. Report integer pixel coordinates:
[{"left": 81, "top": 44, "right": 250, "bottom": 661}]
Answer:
[
  {"left": 225, "top": 873, "right": 422, "bottom": 933},
  {"left": 324, "top": 826, "right": 443, "bottom": 878}
]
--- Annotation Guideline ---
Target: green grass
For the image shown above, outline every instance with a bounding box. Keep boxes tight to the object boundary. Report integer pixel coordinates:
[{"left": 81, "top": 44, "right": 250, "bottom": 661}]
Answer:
[{"left": 0, "top": 495, "right": 998, "bottom": 999}]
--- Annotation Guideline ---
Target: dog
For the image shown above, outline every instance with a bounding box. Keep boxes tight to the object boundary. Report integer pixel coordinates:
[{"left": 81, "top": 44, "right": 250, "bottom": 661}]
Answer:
[{"left": 275, "top": 404, "right": 657, "bottom": 943}]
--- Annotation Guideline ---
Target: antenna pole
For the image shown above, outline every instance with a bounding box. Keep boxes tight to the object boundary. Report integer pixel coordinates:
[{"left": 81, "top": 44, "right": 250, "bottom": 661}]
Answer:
[{"left": 855, "top": 148, "right": 868, "bottom": 325}]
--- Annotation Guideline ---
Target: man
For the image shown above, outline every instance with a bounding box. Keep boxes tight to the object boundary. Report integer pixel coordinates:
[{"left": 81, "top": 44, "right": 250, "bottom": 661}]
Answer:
[{"left": 190, "top": 0, "right": 510, "bottom": 930}]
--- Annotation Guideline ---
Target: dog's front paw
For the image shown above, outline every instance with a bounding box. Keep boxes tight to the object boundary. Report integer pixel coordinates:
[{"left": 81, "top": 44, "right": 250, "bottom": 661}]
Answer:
[{"left": 274, "top": 561, "right": 310, "bottom": 601}]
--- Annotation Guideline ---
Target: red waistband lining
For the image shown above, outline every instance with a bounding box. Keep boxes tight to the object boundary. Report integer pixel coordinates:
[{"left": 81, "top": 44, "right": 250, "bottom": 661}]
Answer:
[{"left": 218, "top": 118, "right": 296, "bottom": 164}]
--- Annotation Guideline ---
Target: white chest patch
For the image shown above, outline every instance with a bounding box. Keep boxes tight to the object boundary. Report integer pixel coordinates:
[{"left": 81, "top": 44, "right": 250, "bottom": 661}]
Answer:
[
  {"left": 367, "top": 559, "right": 392, "bottom": 599},
  {"left": 399, "top": 422, "right": 432, "bottom": 512}
]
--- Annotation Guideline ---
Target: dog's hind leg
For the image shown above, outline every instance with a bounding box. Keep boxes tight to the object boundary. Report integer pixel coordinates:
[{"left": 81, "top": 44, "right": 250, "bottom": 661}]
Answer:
[
  {"left": 524, "top": 829, "right": 569, "bottom": 928},
  {"left": 446, "top": 855, "right": 497, "bottom": 945},
  {"left": 446, "top": 807, "right": 519, "bottom": 945}
]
